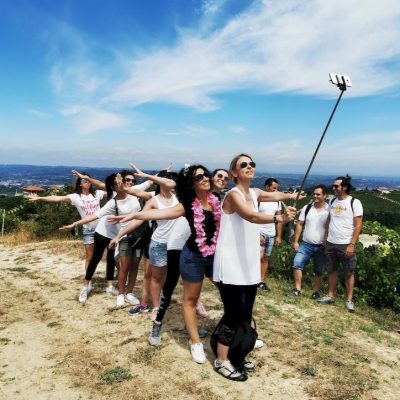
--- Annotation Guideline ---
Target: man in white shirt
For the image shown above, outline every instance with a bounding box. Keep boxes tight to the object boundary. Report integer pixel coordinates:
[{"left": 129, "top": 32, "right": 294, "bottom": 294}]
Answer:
[
  {"left": 258, "top": 178, "right": 283, "bottom": 292},
  {"left": 290, "top": 185, "right": 329, "bottom": 299},
  {"left": 317, "top": 176, "right": 363, "bottom": 313}
]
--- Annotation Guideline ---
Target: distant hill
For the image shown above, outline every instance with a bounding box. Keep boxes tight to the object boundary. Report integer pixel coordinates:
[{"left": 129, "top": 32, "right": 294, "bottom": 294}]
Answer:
[{"left": 1, "top": 164, "right": 400, "bottom": 194}]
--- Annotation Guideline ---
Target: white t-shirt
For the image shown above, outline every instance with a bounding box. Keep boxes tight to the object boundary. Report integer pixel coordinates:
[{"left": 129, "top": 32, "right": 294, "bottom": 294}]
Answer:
[
  {"left": 167, "top": 217, "right": 190, "bottom": 251},
  {"left": 95, "top": 195, "right": 142, "bottom": 238},
  {"left": 258, "top": 200, "right": 282, "bottom": 236},
  {"left": 298, "top": 203, "right": 329, "bottom": 245},
  {"left": 151, "top": 194, "right": 179, "bottom": 244},
  {"left": 327, "top": 196, "right": 363, "bottom": 244},
  {"left": 67, "top": 190, "right": 105, "bottom": 230}
]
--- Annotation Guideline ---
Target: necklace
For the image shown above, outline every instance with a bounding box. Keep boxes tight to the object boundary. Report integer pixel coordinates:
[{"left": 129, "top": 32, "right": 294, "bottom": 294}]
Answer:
[{"left": 191, "top": 192, "right": 221, "bottom": 257}]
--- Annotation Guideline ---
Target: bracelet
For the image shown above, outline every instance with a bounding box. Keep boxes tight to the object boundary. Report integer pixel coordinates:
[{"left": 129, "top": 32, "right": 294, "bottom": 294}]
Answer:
[{"left": 349, "top": 243, "right": 355, "bottom": 247}]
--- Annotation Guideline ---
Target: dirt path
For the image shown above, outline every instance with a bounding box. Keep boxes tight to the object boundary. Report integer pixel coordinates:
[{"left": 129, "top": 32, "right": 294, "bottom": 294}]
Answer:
[{"left": 0, "top": 241, "right": 399, "bottom": 399}]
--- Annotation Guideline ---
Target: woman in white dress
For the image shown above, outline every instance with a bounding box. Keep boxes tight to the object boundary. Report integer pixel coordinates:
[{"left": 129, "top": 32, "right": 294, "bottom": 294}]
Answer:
[{"left": 212, "top": 153, "right": 300, "bottom": 381}]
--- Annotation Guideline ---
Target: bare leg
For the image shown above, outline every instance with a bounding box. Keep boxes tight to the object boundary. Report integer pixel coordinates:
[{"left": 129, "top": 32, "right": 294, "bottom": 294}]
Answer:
[
  {"left": 126, "top": 254, "right": 140, "bottom": 294},
  {"left": 345, "top": 273, "right": 355, "bottom": 301},
  {"left": 327, "top": 271, "right": 338, "bottom": 298},
  {"left": 293, "top": 268, "right": 302, "bottom": 290},
  {"left": 216, "top": 342, "right": 229, "bottom": 361},
  {"left": 84, "top": 244, "right": 94, "bottom": 273},
  {"left": 182, "top": 281, "right": 202, "bottom": 344},
  {"left": 150, "top": 265, "right": 167, "bottom": 309},
  {"left": 118, "top": 255, "right": 132, "bottom": 294},
  {"left": 140, "top": 258, "right": 152, "bottom": 305},
  {"left": 313, "top": 274, "right": 323, "bottom": 293}
]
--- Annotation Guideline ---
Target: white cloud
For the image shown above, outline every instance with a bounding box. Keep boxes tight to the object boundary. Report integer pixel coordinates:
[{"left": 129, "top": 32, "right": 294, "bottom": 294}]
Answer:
[
  {"left": 106, "top": 0, "right": 400, "bottom": 110},
  {"left": 231, "top": 125, "right": 247, "bottom": 134},
  {"left": 70, "top": 107, "right": 128, "bottom": 135},
  {"left": 27, "top": 109, "right": 52, "bottom": 118}
]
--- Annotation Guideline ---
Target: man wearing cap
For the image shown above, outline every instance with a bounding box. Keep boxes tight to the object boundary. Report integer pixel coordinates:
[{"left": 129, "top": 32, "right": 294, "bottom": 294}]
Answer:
[{"left": 318, "top": 176, "right": 363, "bottom": 313}]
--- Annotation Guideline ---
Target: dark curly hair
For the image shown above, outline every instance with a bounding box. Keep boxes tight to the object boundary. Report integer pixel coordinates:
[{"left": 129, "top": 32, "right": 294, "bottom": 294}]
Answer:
[{"left": 176, "top": 165, "right": 210, "bottom": 207}]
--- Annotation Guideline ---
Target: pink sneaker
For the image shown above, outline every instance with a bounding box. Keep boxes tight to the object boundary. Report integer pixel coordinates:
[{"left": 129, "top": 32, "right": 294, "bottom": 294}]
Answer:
[
  {"left": 149, "top": 307, "right": 159, "bottom": 322},
  {"left": 196, "top": 301, "right": 209, "bottom": 318}
]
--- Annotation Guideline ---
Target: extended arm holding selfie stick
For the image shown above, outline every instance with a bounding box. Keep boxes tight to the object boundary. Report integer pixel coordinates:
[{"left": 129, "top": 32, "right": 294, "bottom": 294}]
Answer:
[{"left": 292, "top": 73, "right": 352, "bottom": 208}]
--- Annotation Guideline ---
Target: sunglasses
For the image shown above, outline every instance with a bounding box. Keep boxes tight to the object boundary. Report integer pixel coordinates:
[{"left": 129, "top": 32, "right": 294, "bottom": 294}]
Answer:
[
  {"left": 332, "top": 184, "right": 340, "bottom": 189},
  {"left": 216, "top": 173, "right": 229, "bottom": 182},
  {"left": 81, "top": 178, "right": 90, "bottom": 184},
  {"left": 239, "top": 161, "right": 256, "bottom": 169},
  {"left": 123, "top": 178, "right": 135, "bottom": 183},
  {"left": 194, "top": 172, "right": 211, "bottom": 182}
]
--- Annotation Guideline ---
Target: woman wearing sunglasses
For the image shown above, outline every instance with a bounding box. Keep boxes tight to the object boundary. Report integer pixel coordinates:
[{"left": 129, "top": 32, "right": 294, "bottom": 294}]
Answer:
[
  {"left": 60, "top": 173, "right": 151, "bottom": 304},
  {"left": 212, "top": 154, "right": 301, "bottom": 381},
  {"left": 211, "top": 169, "right": 230, "bottom": 199},
  {"left": 109, "top": 165, "right": 221, "bottom": 364},
  {"left": 25, "top": 172, "right": 105, "bottom": 274},
  {"left": 147, "top": 166, "right": 231, "bottom": 343}
]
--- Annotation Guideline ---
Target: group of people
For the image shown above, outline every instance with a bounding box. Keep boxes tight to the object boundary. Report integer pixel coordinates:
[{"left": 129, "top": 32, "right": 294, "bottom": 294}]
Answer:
[{"left": 26, "top": 155, "right": 363, "bottom": 382}]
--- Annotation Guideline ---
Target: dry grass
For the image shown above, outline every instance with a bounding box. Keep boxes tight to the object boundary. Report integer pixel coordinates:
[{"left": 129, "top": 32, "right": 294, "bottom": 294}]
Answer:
[{"left": 0, "top": 240, "right": 400, "bottom": 400}]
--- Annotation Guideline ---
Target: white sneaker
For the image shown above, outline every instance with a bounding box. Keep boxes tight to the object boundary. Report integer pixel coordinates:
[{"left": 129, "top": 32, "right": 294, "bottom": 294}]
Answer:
[
  {"left": 190, "top": 342, "right": 206, "bottom": 364},
  {"left": 116, "top": 294, "right": 125, "bottom": 308},
  {"left": 254, "top": 339, "right": 264, "bottom": 349},
  {"left": 87, "top": 282, "right": 92, "bottom": 294},
  {"left": 105, "top": 286, "right": 119, "bottom": 296},
  {"left": 125, "top": 293, "right": 140, "bottom": 306},
  {"left": 78, "top": 287, "right": 88, "bottom": 303}
]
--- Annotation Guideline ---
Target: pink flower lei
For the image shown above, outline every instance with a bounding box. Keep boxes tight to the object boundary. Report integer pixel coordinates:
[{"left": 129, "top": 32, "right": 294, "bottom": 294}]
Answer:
[{"left": 191, "top": 192, "right": 221, "bottom": 257}]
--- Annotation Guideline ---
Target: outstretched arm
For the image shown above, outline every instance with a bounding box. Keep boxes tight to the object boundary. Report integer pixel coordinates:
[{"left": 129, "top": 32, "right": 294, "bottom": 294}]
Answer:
[
  {"left": 123, "top": 186, "right": 153, "bottom": 201},
  {"left": 25, "top": 194, "right": 71, "bottom": 203},
  {"left": 72, "top": 170, "right": 105, "bottom": 190},
  {"left": 59, "top": 214, "right": 98, "bottom": 231},
  {"left": 255, "top": 188, "right": 306, "bottom": 203},
  {"left": 224, "top": 191, "right": 296, "bottom": 224},
  {"left": 130, "top": 163, "right": 176, "bottom": 190}
]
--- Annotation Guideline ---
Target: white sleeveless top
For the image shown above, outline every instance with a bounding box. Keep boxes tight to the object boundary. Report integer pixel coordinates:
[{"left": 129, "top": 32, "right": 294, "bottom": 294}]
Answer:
[
  {"left": 213, "top": 187, "right": 260, "bottom": 285},
  {"left": 151, "top": 194, "right": 179, "bottom": 244}
]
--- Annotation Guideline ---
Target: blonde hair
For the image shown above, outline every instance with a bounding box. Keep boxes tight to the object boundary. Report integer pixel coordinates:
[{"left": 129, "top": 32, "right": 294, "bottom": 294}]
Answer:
[{"left": 228, "top": 153, "right": 253, "bottom": 183}]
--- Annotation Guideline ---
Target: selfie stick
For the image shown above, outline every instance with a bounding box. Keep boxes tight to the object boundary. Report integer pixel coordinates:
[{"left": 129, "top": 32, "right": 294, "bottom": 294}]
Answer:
[{"left": 292, "top": 73, "right": 352, "bottom": 207}]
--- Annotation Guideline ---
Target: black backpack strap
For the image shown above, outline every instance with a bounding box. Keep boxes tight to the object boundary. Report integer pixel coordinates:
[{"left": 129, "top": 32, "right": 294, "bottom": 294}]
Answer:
[
  {"left": 350, "top": 197, "right": 355, "bottom": 214},
  {"left": 303, "top": 203, "right": 313, "bottom": 226},
  {"left": 114, "top": 199, "right": 119, "bottom": 216}
]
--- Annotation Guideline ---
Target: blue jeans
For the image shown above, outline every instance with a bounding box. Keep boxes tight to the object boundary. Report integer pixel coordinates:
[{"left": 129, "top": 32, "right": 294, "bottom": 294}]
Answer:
[
  {"left": 260, "top": 233, "right": 275, "bottom": 257},
  {"left": 293, "top": 241, "right": 325, "bottom": 276},
  {"left": 149, "top": 240, "right": 167, "bottom": 267},
  {"left": 179, "top": 245, "right": 213, "bottom": 283}
]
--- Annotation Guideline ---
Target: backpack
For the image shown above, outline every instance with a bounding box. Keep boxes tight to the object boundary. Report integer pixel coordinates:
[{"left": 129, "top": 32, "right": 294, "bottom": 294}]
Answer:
[
  {"left": 210, "top": 319, "right": 258, "bottom": 367},
  {"left": 127, "top": 221, "right": 157, "bottom": 249},
  {"left": 329, "top": 197, "right": 355, "bottom": 213}
]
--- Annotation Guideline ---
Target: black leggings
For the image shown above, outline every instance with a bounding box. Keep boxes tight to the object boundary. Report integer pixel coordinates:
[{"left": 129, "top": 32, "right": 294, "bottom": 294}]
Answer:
[
  {"left": 216, "top": 283, "right": 257, "bottom": 345},
  {"left": 155, "top": 249, "right": 181, "bottom": 324},
  {"left": 85, "top": 232, "right": 115, "bottom": 281}
]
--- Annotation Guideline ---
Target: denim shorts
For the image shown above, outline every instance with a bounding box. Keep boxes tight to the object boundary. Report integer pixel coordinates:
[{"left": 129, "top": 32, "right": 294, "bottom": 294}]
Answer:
[
  {"left": 293, "top": 241, "right": 325, "bottom": 276},
  {"left": 149, "top": 240, "right": 168, "bottom": 267},
  {"left": 179, "top": 245, "right": 214, "bottom": 283},
  {"left": 82, "top": 228, "right": 95, "bottom": 245},
  {"left": 118, "top": 237, "right": 135, "bottom": 257},
  {"left": 260, "top": 233, "right": 275, "bottom": 257},
  {"left": 325, "top": 241, "right": 357, "bottom": 276}
]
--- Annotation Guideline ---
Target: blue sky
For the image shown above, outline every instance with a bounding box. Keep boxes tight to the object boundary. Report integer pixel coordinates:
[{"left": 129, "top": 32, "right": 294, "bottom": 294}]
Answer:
[{"left": 1, "top": 0, "right": 400, "bottom": 176}]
